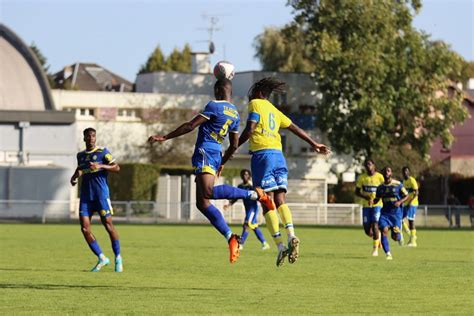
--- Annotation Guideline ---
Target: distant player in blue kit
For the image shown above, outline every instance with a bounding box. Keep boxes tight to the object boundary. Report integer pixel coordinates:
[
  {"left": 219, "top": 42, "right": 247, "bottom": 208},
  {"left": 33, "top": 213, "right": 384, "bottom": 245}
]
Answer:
[
  {"left": 224, "top": 169, "right": 270, "bottom": 251},
  {"left": 148, "top": 79, "right": 274, "bottom": 264},
  {"left": 373, "top": 166, "right": 409, "bottom": 260},
  {"left": 70, "top": 128, "right": 123, "bottom": 272}
]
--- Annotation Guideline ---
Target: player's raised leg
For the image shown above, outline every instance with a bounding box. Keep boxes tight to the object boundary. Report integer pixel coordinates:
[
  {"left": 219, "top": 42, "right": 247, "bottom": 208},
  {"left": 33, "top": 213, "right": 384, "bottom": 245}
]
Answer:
[
  {"left": 196, "top": 173, "right": 240, "bottom": 263},
  {"left": 80, "top": 214, "right": 110, "bottom": 272}
]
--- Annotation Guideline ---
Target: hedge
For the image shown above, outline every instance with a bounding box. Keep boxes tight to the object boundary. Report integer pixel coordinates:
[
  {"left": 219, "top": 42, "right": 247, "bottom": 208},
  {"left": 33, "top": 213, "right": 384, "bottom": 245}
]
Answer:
[{"left": 108, "top": 163, "right": 244, "bottom": 201}]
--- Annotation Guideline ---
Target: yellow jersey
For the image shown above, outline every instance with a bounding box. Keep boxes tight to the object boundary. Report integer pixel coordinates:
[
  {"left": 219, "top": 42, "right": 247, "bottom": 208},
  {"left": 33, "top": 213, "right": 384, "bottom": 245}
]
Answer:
[
  {"left": 403, "top": 176, "right": 419, "bottom": 206},
  {"left": 247, "top": 99, "right": 292, "bottom": 152},
  {"left": 356, "top": 172, "right": 385, "bottom": 207}
]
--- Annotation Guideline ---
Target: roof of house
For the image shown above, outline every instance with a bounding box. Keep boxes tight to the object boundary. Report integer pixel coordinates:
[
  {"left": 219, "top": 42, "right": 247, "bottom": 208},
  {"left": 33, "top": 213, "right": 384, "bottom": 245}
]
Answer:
[{"left": 53, "top": 62, "right": 133, "bottom": 92}]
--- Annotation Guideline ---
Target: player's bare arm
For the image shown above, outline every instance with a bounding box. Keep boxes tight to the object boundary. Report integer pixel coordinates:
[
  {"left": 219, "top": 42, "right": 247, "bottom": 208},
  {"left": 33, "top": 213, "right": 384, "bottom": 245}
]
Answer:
[
  {"left": 287, "top": 123, "right": 331, "bottom": 155},
  {"left": 70, "top": 168, "right": 83, "bottom": 186},
  {"left": 394, "top": 192, "right": 409, "bottom": 207},
  {"left": 148, "top": 115, "right": 208, "bottom": 143},
  {"left": 405, "top": 189, "right": 418, "bottom": 205},
  {"left": 220, "top": 131, "right": 240, "bottom": 167},
  {"left": 238, "top": 120, "right": 257, "bottom": 147},
  {"left": 90, "top": 162, "right": 120, "bottom": 173},
  {"left": 355, "top": 188, "right": 372, "bottom": 201}
]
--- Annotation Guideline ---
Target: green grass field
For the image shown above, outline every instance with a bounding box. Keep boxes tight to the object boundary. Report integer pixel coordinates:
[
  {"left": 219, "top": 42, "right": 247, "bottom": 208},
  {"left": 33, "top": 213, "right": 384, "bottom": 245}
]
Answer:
[{"left": 0, "top": 224, "right": 472, "bottom": 315}]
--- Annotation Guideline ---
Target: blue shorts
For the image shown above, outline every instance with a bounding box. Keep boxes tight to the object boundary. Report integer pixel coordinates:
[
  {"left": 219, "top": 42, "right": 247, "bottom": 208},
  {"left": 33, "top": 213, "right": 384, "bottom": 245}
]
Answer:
[
  {"left": 79, "top": 199, "right": 113, "bottom": 217},
  {"left": 403, "top": 205, "right": 417, "bottom": 220},
  {"left": 379, "top": 211, "right": 402, "bottom": 231},
  {"left": 362, "top": 206, "right": 382, "bottom": 225},
  {"left": 243, "top": 201, "right": 259, "bottom": 225},
  {"left": 251, "top": 149, "right": 288, "bottom": 192},
  {"left": 192, "top": 147, "right": 221, "bottom": 176}
]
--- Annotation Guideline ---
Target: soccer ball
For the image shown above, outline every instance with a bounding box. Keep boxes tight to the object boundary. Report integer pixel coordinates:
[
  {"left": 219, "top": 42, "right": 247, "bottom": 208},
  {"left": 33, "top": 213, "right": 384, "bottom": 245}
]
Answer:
[{"left": 213, "top": 61, "right": 235, "bottom": 80}]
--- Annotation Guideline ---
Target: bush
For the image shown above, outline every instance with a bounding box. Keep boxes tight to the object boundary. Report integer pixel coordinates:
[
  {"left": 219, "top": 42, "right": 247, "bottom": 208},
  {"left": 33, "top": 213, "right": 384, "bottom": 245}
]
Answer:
[{"left": 108, "top": 163, "right": 160, "bottom": 201}]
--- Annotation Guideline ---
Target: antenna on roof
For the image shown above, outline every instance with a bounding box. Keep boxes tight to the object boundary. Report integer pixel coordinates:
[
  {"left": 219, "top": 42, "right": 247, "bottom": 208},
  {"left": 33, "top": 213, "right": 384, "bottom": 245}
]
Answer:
[{"left": 197, "top": 13, "right": 228, "bottom": 54}]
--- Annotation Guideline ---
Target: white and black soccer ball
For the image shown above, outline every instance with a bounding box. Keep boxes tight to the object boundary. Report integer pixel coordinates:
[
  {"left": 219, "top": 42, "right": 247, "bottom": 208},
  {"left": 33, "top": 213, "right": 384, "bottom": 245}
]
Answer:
[{"left": 213, "top": 60, "right": 235, "bottom": 80}]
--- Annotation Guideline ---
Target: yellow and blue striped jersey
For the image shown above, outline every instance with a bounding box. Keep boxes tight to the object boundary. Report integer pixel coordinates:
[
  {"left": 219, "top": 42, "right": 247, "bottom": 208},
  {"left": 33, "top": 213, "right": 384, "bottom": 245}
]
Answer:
[
  {"left": 403, "top": 176, "right": 419, "bottom": 206},
  {"left": 247, "top": 99, "right": 292, "bottom": 152},
  {"left": 356, "top": 172, "right": 385, "bottom": 207}
]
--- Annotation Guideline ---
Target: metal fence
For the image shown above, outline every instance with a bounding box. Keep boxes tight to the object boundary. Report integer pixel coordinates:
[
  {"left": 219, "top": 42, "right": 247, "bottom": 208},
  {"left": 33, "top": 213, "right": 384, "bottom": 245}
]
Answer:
[{"left": 0, "top": 199, "right": 472, "bottom": 228}]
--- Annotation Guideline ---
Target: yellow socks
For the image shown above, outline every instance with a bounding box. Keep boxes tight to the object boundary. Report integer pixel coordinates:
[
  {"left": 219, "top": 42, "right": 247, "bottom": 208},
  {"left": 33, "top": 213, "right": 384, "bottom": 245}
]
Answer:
[
  {"left": 277, "top": 204, "right": 295, "bottom": 238},
  {"left": 411, "top": 229, "right": 417, "bottom": 238},
  {"left": 264, "top": 210, "right": 283, "bottom": 246},
  {"left": 402, "top": 221, "right": 410, "bottom": 235}
]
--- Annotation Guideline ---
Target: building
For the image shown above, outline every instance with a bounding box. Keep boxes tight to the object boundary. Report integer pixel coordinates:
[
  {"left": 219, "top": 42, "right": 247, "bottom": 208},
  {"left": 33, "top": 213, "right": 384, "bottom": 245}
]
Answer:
[
  {"left": 430, "top": 81, "right": 474, "bottom": 176},
  {"left": 0, "top": 23, "right": 76, "bottom": 219},
  {"left": 53, "top": 62, "right": 133, "bottom": 92}
]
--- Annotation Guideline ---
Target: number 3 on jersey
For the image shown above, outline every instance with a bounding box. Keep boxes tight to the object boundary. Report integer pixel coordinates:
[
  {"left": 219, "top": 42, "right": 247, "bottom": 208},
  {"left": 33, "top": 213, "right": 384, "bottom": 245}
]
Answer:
[{"left": 268, "top": 113, "right": 276, "bottom": 130}]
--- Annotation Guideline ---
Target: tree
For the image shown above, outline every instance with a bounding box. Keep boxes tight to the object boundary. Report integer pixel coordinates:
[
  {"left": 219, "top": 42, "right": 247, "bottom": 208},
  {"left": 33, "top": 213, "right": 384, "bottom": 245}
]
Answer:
[
  {"left": 138, "top": 45, "right": 168, "bottom": 74},
  {"left": 254, "top": 26, "right": 315, "bottom": 72},
  {"left": 166, "top": 44, "right": 192, "bottom": 73},
  {"left": 460, "top": 60, "right": 474, "bottom": 85},
  {"left": 287, "top": 0, "right": 468, "bottom": 162},
  {"left": 139, "top": 44, "right": 192, "bottom": 74},
  {"left": 30, "top": 42, "right": 55, "bottom": 88}
]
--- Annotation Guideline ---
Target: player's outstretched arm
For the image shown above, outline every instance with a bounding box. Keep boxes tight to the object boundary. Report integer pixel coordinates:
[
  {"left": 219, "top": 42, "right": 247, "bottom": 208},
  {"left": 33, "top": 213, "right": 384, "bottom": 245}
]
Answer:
[
  {"left": 148, "top": 115, "right": 208, "bottom": 143},
  {"left": 70, "top": 168, "right": 82, "bottom": 186},
  {"left": 287, "top": 123, "right": 331, "bottom": 155}
]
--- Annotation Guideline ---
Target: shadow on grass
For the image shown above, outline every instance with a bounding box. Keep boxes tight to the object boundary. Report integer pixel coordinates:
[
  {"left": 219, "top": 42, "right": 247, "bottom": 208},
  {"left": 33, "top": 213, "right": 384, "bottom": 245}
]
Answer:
[{"left": 0, "top": 283, "right": 223, "bottom": 292}]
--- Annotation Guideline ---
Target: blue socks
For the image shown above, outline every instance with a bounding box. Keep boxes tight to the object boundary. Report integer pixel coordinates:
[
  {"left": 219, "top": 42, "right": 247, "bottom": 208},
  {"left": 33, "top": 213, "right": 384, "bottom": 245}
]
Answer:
[
  {"left": 112, "top": 239, "right": 120, "bottom": 257},
  {"left": 381, "top": 235, "right": 390, "bottom": 254},
  {"left": 88, "top": 240, "right": 103, "bottom": 257},
  {"left": 254, "top": 227, "right": 266, "bottom": 244},
  {"left": 212, "top": 185, "right": 252, "bottom": 200},
  {"left": 203, "top": 205, "right": 232, "bottom": 240},
  {"left": 240, "top": 229, "right": 249, "bottom": 244}
]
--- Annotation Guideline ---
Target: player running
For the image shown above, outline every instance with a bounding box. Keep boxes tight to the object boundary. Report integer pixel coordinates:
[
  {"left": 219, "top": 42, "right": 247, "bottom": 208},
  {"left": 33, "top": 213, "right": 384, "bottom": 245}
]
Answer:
[
  {"left": 401, "top": 166, "right": 419, "bottom": 247},
  {"left": 70, "top": 128, "right": 123, "bottom": 272},
  {"left": 355, "top": 159, "right": 385, "bottom": 256},
  {"left": 221, "top": 77, "right": 331, "bottom": 267},
  {"left": 373, "top": 166, "right": 409, "bottom": 260},
  {"left": 224, "top": 169, "right": 270, "bottom": 251},
  {"left": 147, "top": 79, "right": 274, "bottom": 264}
]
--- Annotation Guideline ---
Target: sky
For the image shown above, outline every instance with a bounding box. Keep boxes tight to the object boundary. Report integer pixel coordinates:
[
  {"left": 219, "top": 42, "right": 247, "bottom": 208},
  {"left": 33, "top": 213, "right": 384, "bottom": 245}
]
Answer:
[{"left": 1, "top": 0, "right": 473, "bottom": 82}]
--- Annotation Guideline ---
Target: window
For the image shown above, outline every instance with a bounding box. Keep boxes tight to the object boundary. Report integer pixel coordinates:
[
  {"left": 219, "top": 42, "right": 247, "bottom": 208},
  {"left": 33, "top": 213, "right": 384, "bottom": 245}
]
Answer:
[
  {"left": 118, "top": 109, "right": 137, "bottom": 118},
  {"left": 76, "top": 108, "right": 95, "bottom": 118}
]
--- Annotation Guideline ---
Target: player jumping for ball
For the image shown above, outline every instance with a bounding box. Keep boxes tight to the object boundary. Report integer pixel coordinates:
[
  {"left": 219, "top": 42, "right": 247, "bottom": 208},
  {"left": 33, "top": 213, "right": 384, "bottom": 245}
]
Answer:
[
  {"left": 148, "top": 79, "right": 275, "bottom": 264},
  {"left": 220, "top": 77, "right": 331, "bottom": 267}
]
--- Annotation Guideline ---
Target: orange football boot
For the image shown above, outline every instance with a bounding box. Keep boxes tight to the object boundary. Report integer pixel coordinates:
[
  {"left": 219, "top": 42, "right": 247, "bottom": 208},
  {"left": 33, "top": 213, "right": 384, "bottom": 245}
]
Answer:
[
  {"left": 255, "top": 187, "right": 276, "bottom": 210},
  {"left": 228, "top": 234, "right": 240, "bottom": 263}
]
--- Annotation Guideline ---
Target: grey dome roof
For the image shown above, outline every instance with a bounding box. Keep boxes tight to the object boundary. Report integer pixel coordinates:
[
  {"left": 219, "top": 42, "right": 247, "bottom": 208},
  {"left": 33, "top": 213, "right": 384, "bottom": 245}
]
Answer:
[{"left": 0, "top": 23, "right": 54, "bottom": 110}]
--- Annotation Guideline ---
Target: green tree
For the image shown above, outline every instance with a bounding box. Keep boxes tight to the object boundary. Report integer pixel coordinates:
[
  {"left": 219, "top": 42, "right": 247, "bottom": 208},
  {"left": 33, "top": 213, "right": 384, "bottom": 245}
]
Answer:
[
  {"left": 139, "top": 44, "right": 192, "bottom": 74},
  {"left": 30, "top": 42, "right": 55, "bottom": 88},
  {"left": 254, "top": 26, "right": 315, "bottom": 72},
  {"left": 288, "top": 0, "right": 468, "bottom": 161},
  {"left": 138, "top": 45, "right": 168, "bottom": 74},
  {"left": 166, "top": 44, "right": 192, "bottom": 73},
  {"left": 460, "top": 60, "right": 474, "bottom": 85}
]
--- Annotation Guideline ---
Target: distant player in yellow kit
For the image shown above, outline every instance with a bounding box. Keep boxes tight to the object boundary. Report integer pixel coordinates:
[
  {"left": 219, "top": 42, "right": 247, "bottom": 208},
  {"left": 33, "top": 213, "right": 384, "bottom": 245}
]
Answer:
[
  {"left": 355, "top": 159, "right": 385, "bottom": 256},
  {"left": 402, "top": 166, "right": 419, "bottom": 247}
]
